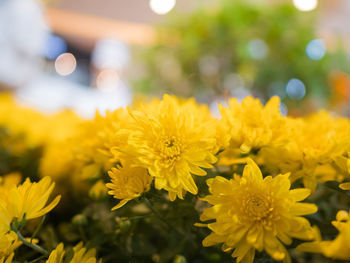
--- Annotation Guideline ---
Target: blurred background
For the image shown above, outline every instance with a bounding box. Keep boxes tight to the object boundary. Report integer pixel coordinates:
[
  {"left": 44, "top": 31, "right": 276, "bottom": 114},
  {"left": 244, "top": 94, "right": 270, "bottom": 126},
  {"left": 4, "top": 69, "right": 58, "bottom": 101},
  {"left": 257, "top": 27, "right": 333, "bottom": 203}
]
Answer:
[{"left": 1, "top": 0, "right": 350, "bottom": 118}]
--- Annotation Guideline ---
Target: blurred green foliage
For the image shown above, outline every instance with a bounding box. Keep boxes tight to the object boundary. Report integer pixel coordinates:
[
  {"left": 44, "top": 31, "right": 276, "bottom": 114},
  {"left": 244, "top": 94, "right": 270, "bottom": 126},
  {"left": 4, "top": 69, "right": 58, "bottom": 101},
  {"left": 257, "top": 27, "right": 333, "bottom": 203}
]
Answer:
[
  {"left": 0, "top": 126, "right": 41, "bottom": 177},
  {"left": 133, "top": 0, "right": 350, "bottom": 108}
]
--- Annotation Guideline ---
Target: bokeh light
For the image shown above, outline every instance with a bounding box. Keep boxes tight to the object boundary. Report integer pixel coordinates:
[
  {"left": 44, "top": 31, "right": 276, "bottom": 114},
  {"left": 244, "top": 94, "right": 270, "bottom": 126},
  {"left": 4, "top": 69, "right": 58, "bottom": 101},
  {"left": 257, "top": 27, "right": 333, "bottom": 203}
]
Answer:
[
  {"left": 248, "top": 39, "right": 269, "bottom": 60},
  {"left": 55, "top": 53, "right": 77, "bottom": 76},
  {"left": 198, "top": 55, "right": 219, "bottom": 77},
  {"left": 149, "top": 0, "right": 176, "bottom": 15},
  {"left": 293, "top": 0, "right": 318, "bottom": 12},
  {"left": 96, "top": 69, "right": 120, "bottom": 92},
  {"left": 286, "top": 78, "right": 306, "bottom": 99},
  {"left": 92, "top": 39, "right": 130, "bottom": 70},
  {"left": 306, "top": 39, "right": 326, "bottom": 60},
  {"left": 224, "top": 73, "right": 244, "bottom": 92}
]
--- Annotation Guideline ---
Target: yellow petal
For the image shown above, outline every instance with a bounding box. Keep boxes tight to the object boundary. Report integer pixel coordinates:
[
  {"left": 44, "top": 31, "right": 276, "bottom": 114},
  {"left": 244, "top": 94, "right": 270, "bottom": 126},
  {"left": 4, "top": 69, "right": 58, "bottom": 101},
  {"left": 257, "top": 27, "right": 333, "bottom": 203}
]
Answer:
[
  {"left": 290, "top": 203, "right": 318, "bottom": 216},
  {"left": 28, "top": 195, "right": 61, "bottom": 220},
  {"left": 289, "top": 188, "right": 310, "bottom": 201},
  {"left": 111, "top": 199, "right": 129, "bottom": 210},
  {"left": 339, "top": 182, "right": 350, "bottom": 190}
]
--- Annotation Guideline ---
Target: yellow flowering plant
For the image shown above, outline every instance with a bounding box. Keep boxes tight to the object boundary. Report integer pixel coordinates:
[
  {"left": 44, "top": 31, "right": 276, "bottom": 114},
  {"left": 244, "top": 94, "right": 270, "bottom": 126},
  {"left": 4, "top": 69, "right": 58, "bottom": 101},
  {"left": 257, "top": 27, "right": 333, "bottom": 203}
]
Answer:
[
  {"left": 116, "top": 95, "right": 217, "bottom": 201},
  {"left": 218, "top": 96, "right": 287, "bottom": 165},
  {"left": 46, "top": 242, "right": 101, "bottom": 263},
  {"left": 196, "top": 159, "right": 317, "bottom": 263},
  {"left": 106, "top": 163, "right": 152, "bottom": 210},
  {"left": 0, "top": 93, "right": 350, "bottom": 262}
]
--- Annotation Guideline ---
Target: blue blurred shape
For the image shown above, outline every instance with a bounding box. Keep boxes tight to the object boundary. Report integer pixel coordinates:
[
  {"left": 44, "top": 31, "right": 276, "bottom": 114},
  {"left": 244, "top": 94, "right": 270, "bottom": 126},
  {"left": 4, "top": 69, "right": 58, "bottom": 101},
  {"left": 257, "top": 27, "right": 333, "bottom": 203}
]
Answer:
[
  {"left": 306, "top": 39, "right": 326, "bottom": 60},
  {"left": 286, "top": 78, "right": 306, "bottom": 100},
  {"left": 43, "top": 34, "right": 67, "bottom": 60},
  {"left": 248, "top": 39, "right": 268, "bottom": 60}
]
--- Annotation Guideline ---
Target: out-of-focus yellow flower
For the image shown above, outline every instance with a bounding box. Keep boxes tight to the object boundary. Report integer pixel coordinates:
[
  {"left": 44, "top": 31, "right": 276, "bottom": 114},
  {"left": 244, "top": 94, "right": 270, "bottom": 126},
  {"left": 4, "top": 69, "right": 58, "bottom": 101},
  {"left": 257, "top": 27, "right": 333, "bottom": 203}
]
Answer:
[
  {"left": 0, "top": 94, "right": 82, "bottom": 149},
  {"left": 73, "top": 109, "right": 130, "bottom": 180},
  {"left": 89, "top": 180, "right": 108, "bottom": 200},
  {"left": 0, "top": 127, "right": 28, "bottom": 156},
  {"left": 46, "top": 243, "right": 65, "bottom": 263},
  {"left": 0, "top": 178, "right": 21, "bottom": 258},
  {"left": 197, "top": 159, "right": 317, "bottom": 263},
  {"left": 0, "top": 95, "right": 83, "bottom": 184},
  {"left": 0, "top": 253, "right": 14, "bottom": 263},
  {"left": 0, "top": 232, "right": 19, "bottom": 259},
  {"left": 71, "top": 242, "right": 101, "bottom": 263},
  {"left": 118, "top": 95, "right": 217, "bottom": 201},
  {"left": 0, "top": 177, "right": 61, "bottom": 226},
  {"left": 0, "top": 173, "right": 21, "bottom": 199},
  {"left": 260, "top": 111, "right": 350, "bottom": 192},
  {"left": 289, "top": 112, "right": 349, "bottom": 191},
  {"left": 0, "top": 94, "right": 46, "bottom": 148},
  {"left": 340, "top": 182, "right": 350, "bottom": 190},
  {"left": 295, "top": 226, "right": 323, "bottom": 254},
  {"left": 0, "top": 173, "right": 21, "bottom": 187},
  {"left": 334, "top": 150, "right": 350, "bottom": 184},
  {"left": 40, "top": 142, "right": 76, "bottom": 180},
  {"left": 218, "top": 96, "right": 286, "bottom": 165},
  {"left": 46, "top": 243, "right": 101, "bottom": 263},
  {"left": 43, "top": 110, "right": 82, "bottom": 144},
  {"left": 39, "top": 108, "right": 131, "bottom": 195},
  {"left": 106, "top": 163, "right": 152, "bottom": 210},
  {"left": 297, "top": 210, "right": 350, "bottom": 260},
  {"left": 320, "top": 210, "right": 350, "bottom": 259}
]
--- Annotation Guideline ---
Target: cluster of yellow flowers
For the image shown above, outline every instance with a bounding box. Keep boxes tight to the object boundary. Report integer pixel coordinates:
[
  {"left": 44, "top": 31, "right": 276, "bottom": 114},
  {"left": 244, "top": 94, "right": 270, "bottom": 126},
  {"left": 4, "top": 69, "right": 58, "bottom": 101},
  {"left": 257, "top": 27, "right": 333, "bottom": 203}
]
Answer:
[
  {"left": 0, "top": 94, "right": 81, "bottom": 151},
  {"left": 1, "top": 93, "right": 350, "bottom": 262},
  {"left": 0, "top": 174, "right": 100, "bottom": 262},
  {"left": 46, "top": 242, "right": 101, "bottom": 263}
]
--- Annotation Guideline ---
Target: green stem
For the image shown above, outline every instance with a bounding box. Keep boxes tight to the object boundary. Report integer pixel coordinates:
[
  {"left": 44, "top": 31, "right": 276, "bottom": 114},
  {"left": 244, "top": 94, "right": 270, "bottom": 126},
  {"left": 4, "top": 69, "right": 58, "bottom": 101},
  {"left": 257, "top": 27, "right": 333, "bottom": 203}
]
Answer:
[
  {"left": 143, "top": 197, "right": 173, "bottom": 229},
  {"left": 128, "top": 214, "right": 152, "bottom": 220},
  {"left": 143, "top": 197, "right": 192, "bottom": 242},
  {"left": 31, "top": 216, "right": 45, "bottom": 243},
  {"left": 29, "top": 255, "right": 47, "bottom": 263},
  {"left": 16, "top": 230, "right": 49, "bottom": 256}
]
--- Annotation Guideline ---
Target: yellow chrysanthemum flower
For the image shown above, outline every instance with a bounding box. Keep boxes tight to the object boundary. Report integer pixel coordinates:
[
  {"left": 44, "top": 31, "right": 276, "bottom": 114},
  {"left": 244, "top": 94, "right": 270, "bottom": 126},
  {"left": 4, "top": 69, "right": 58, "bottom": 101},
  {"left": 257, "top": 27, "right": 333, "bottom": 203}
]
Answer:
[
  {"left": 118, "top": 95, "right": 217, "bottom": 201},
  {"left": 0, "top": 94, "right": 47, "bottom": 148},
  {"left": 0, "top": 94, "right": 82, "bottom": 149},
  {"left": 40, "top": 142, "right": 77, "bottom": 180},
  {"left": 316, "top": 210, "right": 350, "bottom": 259},
  {"left": 106, "top": 164, "right": 152, "bottom": 210},
  {"left": 89, "top": 180, "right": 108, "bottom": 200},
  {"left": 0, "top": 173, "right": 21, "bottom": 199},
  {"left": 297, "top": 210, "right": 350, "bottom": 260},
  {"left": 0, "top": 175, "right": 21, "bottom": 259},
  {"left": 73, "top": 109, "right": 130, "bottom": 180},
  {"left": 218, "top": 96, "right": 286, "bottom": 165},
  {"left": 0, "top": 176, "right": 61, "bottom": 226},
  {"left": 261, "top": 111, "right": 350, "bottom": 192},
  {"left": 197, "top": 159, "right": 317, "bottom": 263},
  {"left": 46, "top": 242, "right": 101, "bottom": 263}
]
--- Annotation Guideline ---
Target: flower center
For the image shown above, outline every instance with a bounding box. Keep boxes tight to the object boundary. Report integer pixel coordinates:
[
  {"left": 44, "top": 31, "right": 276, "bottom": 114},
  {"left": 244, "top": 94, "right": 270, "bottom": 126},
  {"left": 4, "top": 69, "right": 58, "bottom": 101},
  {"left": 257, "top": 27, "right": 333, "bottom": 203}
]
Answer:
[
  {"left": 165, "top": 139, "right": 175, "bottom": 148},
  {"left": 241, "top": 193, "right": 274, "bottom": 223},
  {"left": 158, "top": 136, "right": 182, "bottom": 166}
]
